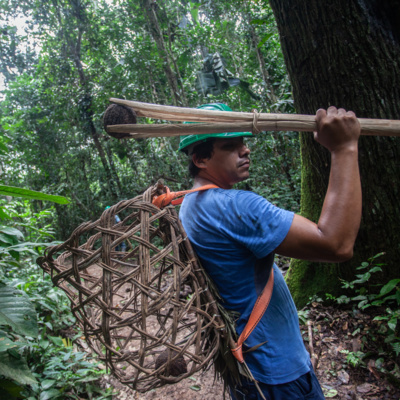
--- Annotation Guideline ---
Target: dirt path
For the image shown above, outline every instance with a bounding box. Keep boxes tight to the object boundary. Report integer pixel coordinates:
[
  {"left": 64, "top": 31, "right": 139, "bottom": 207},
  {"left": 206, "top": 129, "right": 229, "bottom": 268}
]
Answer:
[
  {"left": 100, "top": 299, "right": 400, "bottom": 400},
  {"left": 72, "top": 259, "right": 399, "bottom": 399},
  {"left": 103, "top": 369, "right": 225, "bottom": 400}
]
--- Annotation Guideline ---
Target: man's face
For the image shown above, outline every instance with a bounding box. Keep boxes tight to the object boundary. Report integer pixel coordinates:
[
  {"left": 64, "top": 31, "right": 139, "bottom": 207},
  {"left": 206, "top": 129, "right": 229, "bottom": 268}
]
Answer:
[{"left": 194, "top": 137, "right": 251, "bottom": 189}]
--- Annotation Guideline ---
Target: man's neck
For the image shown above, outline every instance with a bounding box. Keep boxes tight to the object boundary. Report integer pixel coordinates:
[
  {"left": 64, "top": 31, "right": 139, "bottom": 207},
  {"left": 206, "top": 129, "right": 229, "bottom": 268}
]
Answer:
[
  {"left": 192, "top": 176, "right": 213, "bottom": 189},
  {"left": 192, "top": 175, "right": 232, "bottom": 190}
]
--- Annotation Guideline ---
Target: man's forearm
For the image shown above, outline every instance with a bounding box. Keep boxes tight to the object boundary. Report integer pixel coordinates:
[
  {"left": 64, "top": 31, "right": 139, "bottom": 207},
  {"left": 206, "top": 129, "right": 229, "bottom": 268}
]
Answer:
[
  {"left": 275, "top": 107, "right": 361, "bottom": 263},
  {"left": 317, "top": 146, "right": 362, "bottom": 259}
]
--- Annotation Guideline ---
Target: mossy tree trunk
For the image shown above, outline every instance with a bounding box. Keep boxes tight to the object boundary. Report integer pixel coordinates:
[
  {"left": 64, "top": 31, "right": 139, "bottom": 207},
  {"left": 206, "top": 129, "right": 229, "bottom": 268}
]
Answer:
[{"left": 269, "top": 0, "right": 400, "bottom": 306}]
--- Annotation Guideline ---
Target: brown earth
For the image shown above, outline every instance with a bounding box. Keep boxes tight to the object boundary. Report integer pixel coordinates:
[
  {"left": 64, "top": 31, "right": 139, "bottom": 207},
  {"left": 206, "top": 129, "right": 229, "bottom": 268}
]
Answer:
[
  {"left": 62, "top": 259, "right": 399, "bottom": 400},
  {"left": 99, "top": 296, "right": 400, "bottom": 400}
]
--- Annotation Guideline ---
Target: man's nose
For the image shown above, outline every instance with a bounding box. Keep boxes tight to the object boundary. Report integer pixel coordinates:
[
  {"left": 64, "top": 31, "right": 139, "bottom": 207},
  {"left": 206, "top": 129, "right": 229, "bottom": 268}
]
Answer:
[{"left": 240, "top": 144, "right": 251, "bottom": 156}]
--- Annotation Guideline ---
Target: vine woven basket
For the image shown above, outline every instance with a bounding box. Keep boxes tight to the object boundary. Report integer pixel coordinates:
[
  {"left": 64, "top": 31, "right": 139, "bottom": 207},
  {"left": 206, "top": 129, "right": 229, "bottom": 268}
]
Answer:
[{"left": 38, "top": 183, "right": 228, "bottom": 392}]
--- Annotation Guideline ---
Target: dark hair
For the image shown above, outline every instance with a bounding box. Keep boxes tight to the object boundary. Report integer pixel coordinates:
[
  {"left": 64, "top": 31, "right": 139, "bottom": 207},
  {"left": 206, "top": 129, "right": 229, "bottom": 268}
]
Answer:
[{"left": 188, "top": 138, "right": 216, "bottom": 178}]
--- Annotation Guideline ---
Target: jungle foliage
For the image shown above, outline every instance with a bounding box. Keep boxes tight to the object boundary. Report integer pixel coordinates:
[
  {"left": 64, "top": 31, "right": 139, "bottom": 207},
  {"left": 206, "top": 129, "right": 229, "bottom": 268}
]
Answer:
[
  {"left": 1, "top": 0, "right": 399, "bottom": 397},
  {"left": 0, "top": 1, "right": 299, "bottom": 397},
  {"left": 0, "top": 198, "right": 114, "bottom": 399},
  {"left": 0, "top": 0, "right": 300, "bottom": 239}
]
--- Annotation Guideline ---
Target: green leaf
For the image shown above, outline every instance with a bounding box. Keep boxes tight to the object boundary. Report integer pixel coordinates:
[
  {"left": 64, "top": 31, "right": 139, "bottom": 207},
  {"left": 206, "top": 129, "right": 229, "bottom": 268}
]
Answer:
[
  {"left": 353, "top": 272, "right": 371, "bottom": 284},
  {"left": 7, "top": 348, "right": 22, "bottom": 359},
  {"left": 368, "top": 266, "right": 382, "bottom": 274},
  {"left": 48, "top": 336, "right": 64, "bottom": 347},
  {"left": 351, "top": 295, "right": 367, "bottom": 301},
  {"left": 39, "top": 339, "right": 49, "bottom": 349},
  {"left": 190, "top": 385, "right": 201, "bottom": 391},
  {"left": 0, "top": 378, "right": 24, "bottom": 399},
  {"left": 8, "top": 250, "right": 20, "bottom": 261},
  {"left": 0, "top": 185, "right": 69, "bottom": 205},
  {"left": 258, "top": 32, "right": 274, "bottom": 48},
  {"left": 250, "top": 19, "right": 267, "bottom": 25},
  {"left": 369, "top": 252, "right": 386, "bottom": 261},
  {"left": 0, "top": 334, "right": 20, "bottom": 352},
  {"left": 0, "top": 283, "right": 38, "bottom": 337},
  {"left": 0, "top": 227, "right": 24, "bottom": 239},
  {"left": 63, "top": 350, "right": 72, "bottom": 362},
  {"left": 378, "top": 279, "right": 400, "bottom": 297},
  {"left": 189, "top": 2, "right": 200, "bottom": 25},
  {"left": 373, "top": 316, "right": 388, "bottom": 321},
  {"left": 391, "top": 342, "right": 400, "bottom": 356},
  {"left": 0, "top": 349, "right": 37, "bottom": 385},
  {"left": 388, "top": 318, "right": 397, "bottom": 331},
  {"left": 0, "top": 242, "right": 57, "bottom": 256},
  {"left": 0, "top": 233, "right": 16, "bottom": 245},
  {"left": 40, "top": 388, "right": 61, "bottom": 400},
  {"left": 41, "top": 379, "right": 57, "bottom": 390},
  {"left": 396, "top": 290, "right": 400, "bottom": 305},
  {"left": 324, "top": 388, "right": 338, "bottom": 398},
  {"left": 0, "top": 207, "right": 12, "bottom": 220}
]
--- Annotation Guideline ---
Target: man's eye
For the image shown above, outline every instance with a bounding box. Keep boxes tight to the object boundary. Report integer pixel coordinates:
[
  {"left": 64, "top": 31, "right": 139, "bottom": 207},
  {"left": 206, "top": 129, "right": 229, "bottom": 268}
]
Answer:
[
  {"left": 221, "top": 142, "right": 241, "bottom": 150},
  {"left": 221, "top": 144, "right": 236, "bottom": 150}
]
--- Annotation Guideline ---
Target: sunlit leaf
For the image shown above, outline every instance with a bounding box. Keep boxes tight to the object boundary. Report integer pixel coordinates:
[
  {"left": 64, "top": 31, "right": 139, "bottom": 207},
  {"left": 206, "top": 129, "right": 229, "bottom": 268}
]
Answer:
[{"left": 0, "top": 186, "right": 69, "bottom": 204}]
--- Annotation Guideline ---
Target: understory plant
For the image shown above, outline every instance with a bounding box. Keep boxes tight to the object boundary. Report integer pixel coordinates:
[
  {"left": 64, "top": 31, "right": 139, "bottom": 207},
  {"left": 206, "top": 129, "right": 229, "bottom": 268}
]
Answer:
[
  {"left": 328, "top": 253, "right": 400, "bottom": 380},
  {"left": 0, "top": 199, "right": 114, "bottom": 399}
]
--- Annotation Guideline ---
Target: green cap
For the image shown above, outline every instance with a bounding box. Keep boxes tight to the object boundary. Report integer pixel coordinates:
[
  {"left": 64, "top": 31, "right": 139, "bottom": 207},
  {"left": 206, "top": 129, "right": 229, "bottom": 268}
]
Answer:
[{"left": 178, "top": 103, "right": 252, "bottom": 153}]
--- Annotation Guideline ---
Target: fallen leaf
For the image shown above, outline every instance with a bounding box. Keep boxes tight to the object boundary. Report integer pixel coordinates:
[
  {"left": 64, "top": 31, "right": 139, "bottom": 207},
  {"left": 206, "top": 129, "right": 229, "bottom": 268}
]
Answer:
[
  {"left": 352, "top": 338, "right": 361, "bottom": 352},
  {"left": 324, "top": 388, "right": 338, "bottom": 398},
  {"left": 357, "top": 382, "right": 373, "bottom": 393},
  {"left": 337, "top": 369, "right": 350, "bottom": 384},
  {"left": 367, "top": 359, "right": 381, "bottom": 380}
]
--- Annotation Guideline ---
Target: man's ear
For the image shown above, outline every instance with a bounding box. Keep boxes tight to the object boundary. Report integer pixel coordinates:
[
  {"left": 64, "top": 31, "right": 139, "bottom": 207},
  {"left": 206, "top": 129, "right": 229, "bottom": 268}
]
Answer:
[{"left": 192, "top": 153, "right": 208, "bottom": 170}]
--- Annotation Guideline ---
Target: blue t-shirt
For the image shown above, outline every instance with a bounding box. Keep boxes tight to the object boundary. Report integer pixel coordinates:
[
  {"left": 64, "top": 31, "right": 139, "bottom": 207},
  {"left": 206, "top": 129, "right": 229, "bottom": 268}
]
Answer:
[{"left": 180, "top": 188, "right": 310, "bottom": 385}]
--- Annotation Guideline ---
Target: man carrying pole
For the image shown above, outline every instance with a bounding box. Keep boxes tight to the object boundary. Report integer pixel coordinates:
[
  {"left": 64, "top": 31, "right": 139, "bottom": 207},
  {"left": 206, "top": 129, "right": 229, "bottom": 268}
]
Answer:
[{"left": 178, "top": 103, "right": 361, "bottom": 399}]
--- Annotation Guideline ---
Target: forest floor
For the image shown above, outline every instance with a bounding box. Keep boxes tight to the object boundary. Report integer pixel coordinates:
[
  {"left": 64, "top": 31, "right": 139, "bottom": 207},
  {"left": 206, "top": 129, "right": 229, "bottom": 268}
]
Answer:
[
  {"left": 73, "top": 256, "right": 400, "bottom": 400},
  {"left": 101, "top": 299, "right": 400, "bottom": 400}
]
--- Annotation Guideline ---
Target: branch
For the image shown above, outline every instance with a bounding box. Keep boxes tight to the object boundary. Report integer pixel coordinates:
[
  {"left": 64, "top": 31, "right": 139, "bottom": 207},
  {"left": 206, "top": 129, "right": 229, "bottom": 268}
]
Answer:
[{"left": 105, "top": 99, "right": 400, "bottom": 139}]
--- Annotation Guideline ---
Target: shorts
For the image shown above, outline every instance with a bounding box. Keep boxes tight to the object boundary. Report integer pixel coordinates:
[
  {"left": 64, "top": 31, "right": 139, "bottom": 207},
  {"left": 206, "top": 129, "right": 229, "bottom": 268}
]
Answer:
[{"left": 229, "top": 366, "right": 325, "bottom": 400}]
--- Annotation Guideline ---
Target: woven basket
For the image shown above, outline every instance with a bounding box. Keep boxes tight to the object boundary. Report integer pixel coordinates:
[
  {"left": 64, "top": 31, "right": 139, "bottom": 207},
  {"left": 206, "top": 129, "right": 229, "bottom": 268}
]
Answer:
[{"left": 38, "top": 184, "right": 226, "bottom": 392}]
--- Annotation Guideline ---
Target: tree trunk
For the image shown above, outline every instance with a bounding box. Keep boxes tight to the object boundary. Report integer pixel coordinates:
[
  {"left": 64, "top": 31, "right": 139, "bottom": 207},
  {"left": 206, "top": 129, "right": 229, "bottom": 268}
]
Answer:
[
  {"left": 247, "top": 18, "right": 278, "bottom": 105},
  {"left": 269, "top": 0, "right": 400, "bottom": 306},
  {"left": 142, "top": 0, "right": 182, "bottom": 106},
  {"left": 69, "top": 31, "right": 121, "bottom": 201}
]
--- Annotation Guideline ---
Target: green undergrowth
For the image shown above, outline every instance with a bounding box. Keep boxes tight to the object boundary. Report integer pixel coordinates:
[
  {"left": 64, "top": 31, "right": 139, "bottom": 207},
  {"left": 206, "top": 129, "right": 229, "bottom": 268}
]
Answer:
[
  {"left": 303, "top": 253, "right": 400, "bottom": 386},
  {"left": 0, "top": 201, "right": 115, "bottom": 400}
]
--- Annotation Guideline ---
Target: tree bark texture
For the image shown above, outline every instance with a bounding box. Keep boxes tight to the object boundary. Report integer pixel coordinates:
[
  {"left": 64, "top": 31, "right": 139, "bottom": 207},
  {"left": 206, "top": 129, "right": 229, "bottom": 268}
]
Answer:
[{"left": 269, "top": 0, "right": 400, "bottom": 306}]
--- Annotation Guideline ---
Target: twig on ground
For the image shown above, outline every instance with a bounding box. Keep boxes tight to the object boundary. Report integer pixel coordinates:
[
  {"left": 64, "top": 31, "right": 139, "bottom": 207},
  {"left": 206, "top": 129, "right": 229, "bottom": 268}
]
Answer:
[{"left": 307, "top": 320, "right": 318, "bottom": 369}]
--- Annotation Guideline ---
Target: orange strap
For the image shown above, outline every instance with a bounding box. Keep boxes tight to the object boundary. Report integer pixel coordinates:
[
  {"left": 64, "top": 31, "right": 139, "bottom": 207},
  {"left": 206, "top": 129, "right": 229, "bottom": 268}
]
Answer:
[
  {"left": 231, "top": 268, "right": 274, "bottom": 363},
  {"left": 152, "top": 184, "right": 219, "bottom": 208}
]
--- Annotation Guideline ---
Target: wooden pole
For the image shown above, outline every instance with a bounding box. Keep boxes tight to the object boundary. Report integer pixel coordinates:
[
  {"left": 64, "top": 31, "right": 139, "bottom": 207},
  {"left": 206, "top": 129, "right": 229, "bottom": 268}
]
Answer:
[{"left": 107, "top": 98, "right": 400, "bottom": 138}]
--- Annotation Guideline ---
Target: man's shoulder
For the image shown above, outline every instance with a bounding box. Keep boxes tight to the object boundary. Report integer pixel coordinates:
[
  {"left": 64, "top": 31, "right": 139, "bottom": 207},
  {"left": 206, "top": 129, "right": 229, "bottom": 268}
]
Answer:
[
  {"left": 210, "top": 188, "right": 262, "bottom": 200},
  {"left": 183, "top": 188, "right": 266, "bottom": 209},
  {"left": 226, "top": 189, "right": 268, "bottom": 206}
]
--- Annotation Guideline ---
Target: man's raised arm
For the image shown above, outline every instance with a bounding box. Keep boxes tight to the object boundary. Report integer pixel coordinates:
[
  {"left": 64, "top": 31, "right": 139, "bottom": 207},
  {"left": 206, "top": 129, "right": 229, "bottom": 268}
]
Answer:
[{"left": 275, "top": 106, "right": 362, "bottom": 262}]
